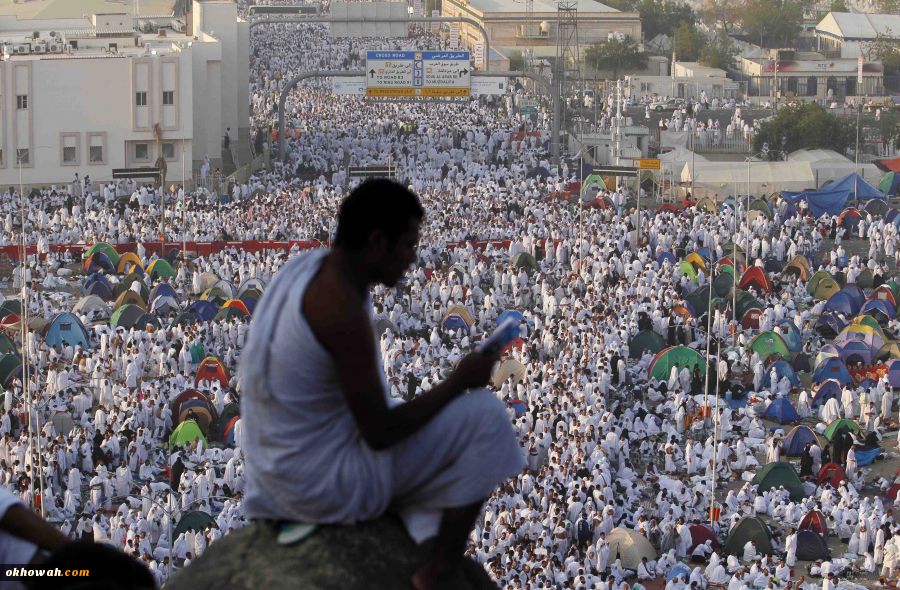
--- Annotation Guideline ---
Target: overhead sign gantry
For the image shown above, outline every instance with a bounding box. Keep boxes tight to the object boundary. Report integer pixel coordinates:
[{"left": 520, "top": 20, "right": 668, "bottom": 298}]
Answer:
[{"left": 365, "top": 51, "right": 471, "bottom": 98}]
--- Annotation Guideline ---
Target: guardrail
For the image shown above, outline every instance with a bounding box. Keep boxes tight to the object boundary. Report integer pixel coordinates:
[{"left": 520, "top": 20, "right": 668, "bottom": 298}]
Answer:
[{"left": 225, "top": 149, "right": 271, "bottom": 189}]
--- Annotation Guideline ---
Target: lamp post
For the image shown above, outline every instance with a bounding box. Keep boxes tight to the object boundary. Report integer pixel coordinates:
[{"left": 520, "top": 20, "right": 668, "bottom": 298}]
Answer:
[{"left": 744, "top": 147, "right": 769, "bottom": 262}]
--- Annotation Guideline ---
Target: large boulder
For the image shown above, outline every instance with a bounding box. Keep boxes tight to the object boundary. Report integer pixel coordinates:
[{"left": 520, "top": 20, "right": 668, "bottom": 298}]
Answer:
[{"left": 167, "top": 515, "right": 496, "bottom": 590}]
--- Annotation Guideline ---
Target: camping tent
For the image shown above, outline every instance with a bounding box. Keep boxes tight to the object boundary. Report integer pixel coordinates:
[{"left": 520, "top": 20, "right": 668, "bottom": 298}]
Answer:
[
  {"left": 195, "top": 357, "right": 231, "bottom": 389},
  {"left": 146, "top": 258, "right": 176, "bottom": 280},
  {"left": 169, "top": 419, "right": 207, "bottom": 447},
  {"left": 880, "top": 171, "right": 900, "bottom": 195},
  {"left": 762, "top": 397, "right": 800, "bottom": 424},
  {"left": 812, "top": 357, "right": 852, "bottom": 386},
  {"left": 823, "top": 418, "right": 861, "bottom": 441},
  {"left": 818, "top": 462, "right": 847, "bottom": 488},
  {"left": 174, "top": 510, "right": 218, "bottom": 537},
  {"left": 492, "top": 358, "right": 527, "bottom": 387},
  {"left": 724, "top": 517, "right": 773, "bottom": 556},
  {"left": 42, "top": 313, "right": 90, "bottom": 348},
  {"left": 738, "top": 267, "right": 772, "bottom": 293},
  {"left": 648, "top": 346, "right": 706, "bottom": 381},
  {"left": 783, "top": 425, "right": 818, "bottom": 456},
  {"left": 820, "top": 172, "right": 887, "bottom": 201},
  {"left": 682, "top": 161, "right": 815, "bottom": 195},
  {"left": 628, "top": 330, "right": 666, "bottom": 359},
  {"left": 798, "top": 510, "right": 828, "bottom": 535},
  {"left": 109, "top": 304, "right": 146, "bottom": 330},
  {"left": 748, "top": 332, "right": 791, "bottom": 363},
  {"left": 607, "top": 528, "right": 657, "bottom": 570},
  {"left": 795, "top": 530, "right": 830, "bottom": 561},
  {"left": 751, "top": 462, "right": 806, "bottom": 501},
  {"left": 85, "top": 242, "right": 120, "bottom": 265},
  {"left": 688, "top": 524, "right": 718, "bottom": 552}
]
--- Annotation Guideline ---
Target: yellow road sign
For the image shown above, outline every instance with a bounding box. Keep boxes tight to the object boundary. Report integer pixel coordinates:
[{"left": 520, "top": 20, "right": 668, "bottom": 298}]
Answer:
[{"left": 638, "top": 159, "right": 660, "bottom": 170}]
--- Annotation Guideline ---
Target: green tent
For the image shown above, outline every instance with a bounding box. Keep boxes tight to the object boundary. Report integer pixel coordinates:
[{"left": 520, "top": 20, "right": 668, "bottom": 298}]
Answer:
[
  {"left": 648, "top": 346, "right": 706, "bottom": 381},
  {"left": 174, "top": 510, "right": 218, "bottom": 537},
  {"left": 0, "top": 353, "right": 22, "bottom": 385},
  {"left": 0, "top": 300, "right": 22, "bottom": 317},
  {"left": 0, "top": 333, "right": 16, "bottom": 355},
  {"left": 169, "top": 419, "right": 207, "bottom": 448},
  {"left": 807, "top": 270, "right": 832, "bottom": 295},
  {"left": 732, "top": 291, "right": 763, "bottom": 321},
  {"left": 581, "top": 173, "right": 607, "bottom": 196},
  {"left": 118, "top": 274, "right": 150, "bottom": 301},
  {"left": 749, "top": 331, "right": 791, "bottom": 363},
  {"left": 823, "top": 418, "right": 861, "bottom": 441},
  {"left": 628, "top": 330, "right": 666, "bottom": 359},
  {"left": 174, "top": 310, "right": 200, "bottom": 327},
  {"left": 110, "top": 304, "right": 146, "bottom": 330},
  {"left": 749, "top": 198, "right": 773, "bottom": 219},
  {"left": 84, "top": 242, "right": 120, "bottom": 265},
  {"left": 511, "top": 252, "right": 538, "bottom": 272},
  {"left": 852, "top": 315, "right": 885, "bottom": 339},
  {"left": 214, "top": 307, "right": 248, "bottom": 322},
  {"left": 724, "top": 517, "right": 773, "bottom": 556},
  {"left": 885, "top": 280, "right": 900, "bottom": 301},
  {"left": 679, "top": 261, "right": 698, "bottom": 280},
  {"left": 174, "top": 511, "right": 217, "bottom": 537},
  {"left": 751, "top": 462, "right": 807, "bottom": 501},
  {"left": 190, "top": 342, "right": 206, "bottom": 364},
  {"left": 879, "top": 171, "right": 899, "bottom": 195},
  {"left": 713, "top": 273, "right": 734, "bottom": 298},
  {"left": 813, "top": 277, "right": 841, "bottom": 301},
  {"left": 148, "top": 259, "right": 176, "bottom": 280}
]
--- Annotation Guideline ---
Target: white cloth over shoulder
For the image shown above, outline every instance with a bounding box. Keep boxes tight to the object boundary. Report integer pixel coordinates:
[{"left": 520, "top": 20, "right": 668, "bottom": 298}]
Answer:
[{"left": 240, "top": 250, "right": 524, "bottom": 543}]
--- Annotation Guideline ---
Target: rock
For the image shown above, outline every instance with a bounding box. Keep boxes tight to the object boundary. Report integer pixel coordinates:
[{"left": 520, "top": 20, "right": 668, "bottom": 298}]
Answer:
[{"left": 167, "top": 515, "right": 496, "bottom": 590}]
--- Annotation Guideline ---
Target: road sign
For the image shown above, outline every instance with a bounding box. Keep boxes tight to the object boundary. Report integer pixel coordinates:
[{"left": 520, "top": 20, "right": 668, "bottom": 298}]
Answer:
[
  {"left": 471, "top": 76, "right": 507, "bottom": 96},
  {"left": 858, "top": 55, "right": 864, "bottom": 85},
  {"left": 593, "top": 166, "right": 638, "bottom": 177},
  {"left": 332, "top": 76, "right": 366, "bottom": 96},
  {"left": 473, "top": 42, "right": 485, "bottom": 69},
  {"left": 112, "top": 167, "right": 161, "bottom": 180},
  {"left": 519, "top": 98, "right": 538, "bottom": 114},
  {"left": 366, "top": 50, "right": 470, "bottom": 98},
  {"left": 638, "top": 158, "right": 660, "bottom": 170}
]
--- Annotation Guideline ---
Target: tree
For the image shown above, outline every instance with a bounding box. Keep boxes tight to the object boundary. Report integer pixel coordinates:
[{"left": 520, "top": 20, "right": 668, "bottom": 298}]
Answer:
[
  {"left": 699, "top": 30, "right": 739, "bottom": 70},
  {"left": 752, "top": 103, "right": 855, "bottom": 158},
  {"left": 633, "top": 0, "right": 697, "bottom": 41},
  {"left": 673, "top": 22, "right": 704, "bottom": 61},
  {"left": 829, "top": 0, "right": 848, "bottom": 11},
  {"left": 876, "top": 0, "right": 900, "bottom": 13},
  {"left": 874, "top": 112, "right": 900, "bottom": 151},
  {"left": 865, "top": 32, "right": 900, "bottom": 76},
  {"left": 508, "top": 50, "right": 524, "bottom": 72},
  {"left": 584, "top": 37, "right": 648, "bottom": 80},
  {"left": 740, "top": 0, "right": 803, "bottom": 48},
  {"left": 699, "top": 0, "right": 743, "bottom": 32}
]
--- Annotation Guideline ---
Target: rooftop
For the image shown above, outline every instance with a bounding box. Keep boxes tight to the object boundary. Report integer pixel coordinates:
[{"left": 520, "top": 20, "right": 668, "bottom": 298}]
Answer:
[
  {"left": 815, "top": 11, "right": 900, "bottom": 40},
  {"left": 457, "top": 0, "right": 620, "bottom": 15},
  {"left": 0, "top": 0, "right": 175, "bottom": 20}
]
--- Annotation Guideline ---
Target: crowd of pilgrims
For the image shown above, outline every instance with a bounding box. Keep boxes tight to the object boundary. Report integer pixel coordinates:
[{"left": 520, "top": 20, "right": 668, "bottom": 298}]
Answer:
[{"left": 0, "top": 1, "right": 895, "bottom": 588}]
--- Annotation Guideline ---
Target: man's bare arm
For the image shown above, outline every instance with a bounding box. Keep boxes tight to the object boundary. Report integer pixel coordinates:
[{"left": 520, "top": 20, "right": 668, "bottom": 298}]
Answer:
[{"left": 305, "top": 273, "right": 496, "bottom": 450}]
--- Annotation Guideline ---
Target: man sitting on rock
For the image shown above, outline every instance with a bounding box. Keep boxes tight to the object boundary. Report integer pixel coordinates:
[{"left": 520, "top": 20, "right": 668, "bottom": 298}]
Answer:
[{"left": 240, "top": 179, "right": 525, "bottom": 589}]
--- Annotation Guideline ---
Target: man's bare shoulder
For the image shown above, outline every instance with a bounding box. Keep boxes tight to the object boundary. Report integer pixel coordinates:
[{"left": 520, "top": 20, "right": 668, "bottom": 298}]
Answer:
[{"left": 303, "top": 258, "right": 369, "bottom": 344}]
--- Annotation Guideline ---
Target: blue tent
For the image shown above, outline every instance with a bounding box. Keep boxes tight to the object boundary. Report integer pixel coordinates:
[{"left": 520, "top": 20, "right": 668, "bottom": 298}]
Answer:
[
  {"left": 783, "top": 425, "right": 818, "bottom": 456},
  {"left": 762, "top": 396, "right": 801, "bottom": 424},
  {"left": 824, "top": 292, "right": 860, "bottom": 316},
  {"left": 42, "top": 313, "right": 90, "bottom": 349},
  {"left": 815, "top": 313, "right": 846, "bottom": 337},
  {"left": 442, "top": 314, "right": 469, "bottom": 333},
  {"left": 776, "top": 322, "right": 803, "bottom": 353},
  {"left": 812, "top": 379, "right": 842, "bottom": 407},
  {"left": 667, "top": 564, "right": 691, "bottom": 582},
  {"left": 887, "top": 359, "right": 900, "bottom": 388},
  {"left": 657, "top": 252, "right": 676, "bottom": 266},
  {"left": 821, "top": 173, "right": 887, "bottom": 201},
  {"left": 780, "top": 202, "right": 799, "bottom": 223},
  {"left": 188, "top": 300, "right": 218, "bottom": 322},
  {"left": 782, "top": 189, "right": 851, "bottom": 217},
  {"left": 839, "top": 284, "right": 865, "bottom": 310},
  {"left": 812, "top": 357, "right": 853, "bottom": 386},
  {"left": 84, "top": 280, "right": 113, "bottom": 301},
  {"left": 861, "top": 299, "right": 896, "bottom": 322},
  {"left": 149, "top": 283, "right": 179, "bottom": 303},
  {"left": 762, "top": 359, "right": 800, "bottom": 389},
  {"left": 887, "top": 209, "right": 900, "bottom": 224}
]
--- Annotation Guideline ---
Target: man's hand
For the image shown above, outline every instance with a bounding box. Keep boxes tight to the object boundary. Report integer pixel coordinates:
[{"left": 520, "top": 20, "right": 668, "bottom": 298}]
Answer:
[{"left": 448, "top": 352, "right": 500, "bottom": 393}]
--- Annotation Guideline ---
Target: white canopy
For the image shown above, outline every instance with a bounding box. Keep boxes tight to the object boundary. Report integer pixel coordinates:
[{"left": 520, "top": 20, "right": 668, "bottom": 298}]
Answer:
[
  {"left": 786, "top": 149, "right": 881, "bottom": 187},
  {"left": 681, "top": 161, "right": 816, "bottom": 196}
]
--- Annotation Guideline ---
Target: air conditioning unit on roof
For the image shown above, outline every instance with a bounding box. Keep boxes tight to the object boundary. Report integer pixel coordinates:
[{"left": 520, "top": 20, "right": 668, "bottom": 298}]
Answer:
[
  {"left": 32, "top": 44, "right": 46, "bottom": 54},
  {"left": 48, "top": 43, "right": 62, "bottom": 53},
  {"left": 14, "top": 44, "right": 30, "bottom": 54}
]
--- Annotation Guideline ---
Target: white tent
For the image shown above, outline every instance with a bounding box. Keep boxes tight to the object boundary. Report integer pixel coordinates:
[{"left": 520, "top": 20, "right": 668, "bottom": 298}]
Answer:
[
  {"left": 681, "top": 161, "right": 816, "bottom": 196},
  {"left": 786, "top": 149, "right": 881, "bottom": 187},
  {"left": 659, "top": 147, "right": 707, "bottom": 175}
]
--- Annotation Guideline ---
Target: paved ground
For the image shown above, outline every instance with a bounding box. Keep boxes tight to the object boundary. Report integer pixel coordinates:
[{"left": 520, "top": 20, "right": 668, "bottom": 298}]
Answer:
[{"left": 0, "top": 0, "right": 175, "bottom": 19}]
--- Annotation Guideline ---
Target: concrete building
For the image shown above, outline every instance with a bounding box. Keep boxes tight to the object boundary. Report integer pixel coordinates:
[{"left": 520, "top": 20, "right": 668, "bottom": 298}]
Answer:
[
  {"left": 815, "top": 11, "right": 900, "bottom": 59},
  {"left": 0, "top": 0, "right": 248, "bottom": 187},
  {"left": 626, "top": 62, "right": 741, "bottom": 101},
  {"left": 441, "top": 0, "right": 641, "bottom": 62},
  {"left": 737, "top": 49, "right": 884, "bottom": 99}
]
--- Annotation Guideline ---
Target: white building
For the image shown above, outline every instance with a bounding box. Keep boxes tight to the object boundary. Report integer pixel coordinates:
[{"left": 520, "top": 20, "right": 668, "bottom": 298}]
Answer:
[
  {"left": 815, "top": 11, "right": 900, "bottom": 59},
  {"left": 0, "top": 0, "right": 248, "bottom": 188},
  {"left": 625, "top": 62, "right": 741, "bottom": 101}
]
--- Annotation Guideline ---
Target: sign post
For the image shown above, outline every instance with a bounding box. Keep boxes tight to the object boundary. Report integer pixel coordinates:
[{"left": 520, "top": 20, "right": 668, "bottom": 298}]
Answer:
[{"left": 365, "top": 50, "right": 471, "bottom": 98}]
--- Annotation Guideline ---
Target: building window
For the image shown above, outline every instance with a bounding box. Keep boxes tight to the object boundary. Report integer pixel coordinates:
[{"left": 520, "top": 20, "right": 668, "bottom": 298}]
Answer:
[
  {"left": 0, "top": 149, "right": 4, "bottom": 166},
  {"left": 88, "top": 133, "right": 106, "bottom": 165},
  {"left": 162, "top": 90, "right": 174, "bottom": 106},
  {"left": 162, "top": 142, "right": 176, "bottom": 160},
  {"left": 61, "top": 133, "right": 80, "bottom": 166},
  {"left": 63, "top": 147, "right": 76, "bottom": 163},
  {"left": 135, "top": 143, "right": 149, "bottom": 161},
  {"left": 16, "top": 95, "right": 27, "bottom": 109},
  {"left": 15, "top": 149, "right": 29, "bottom": 165},
  {"left": 135, "top": 91, "right": 147, "bottom": 106}
]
